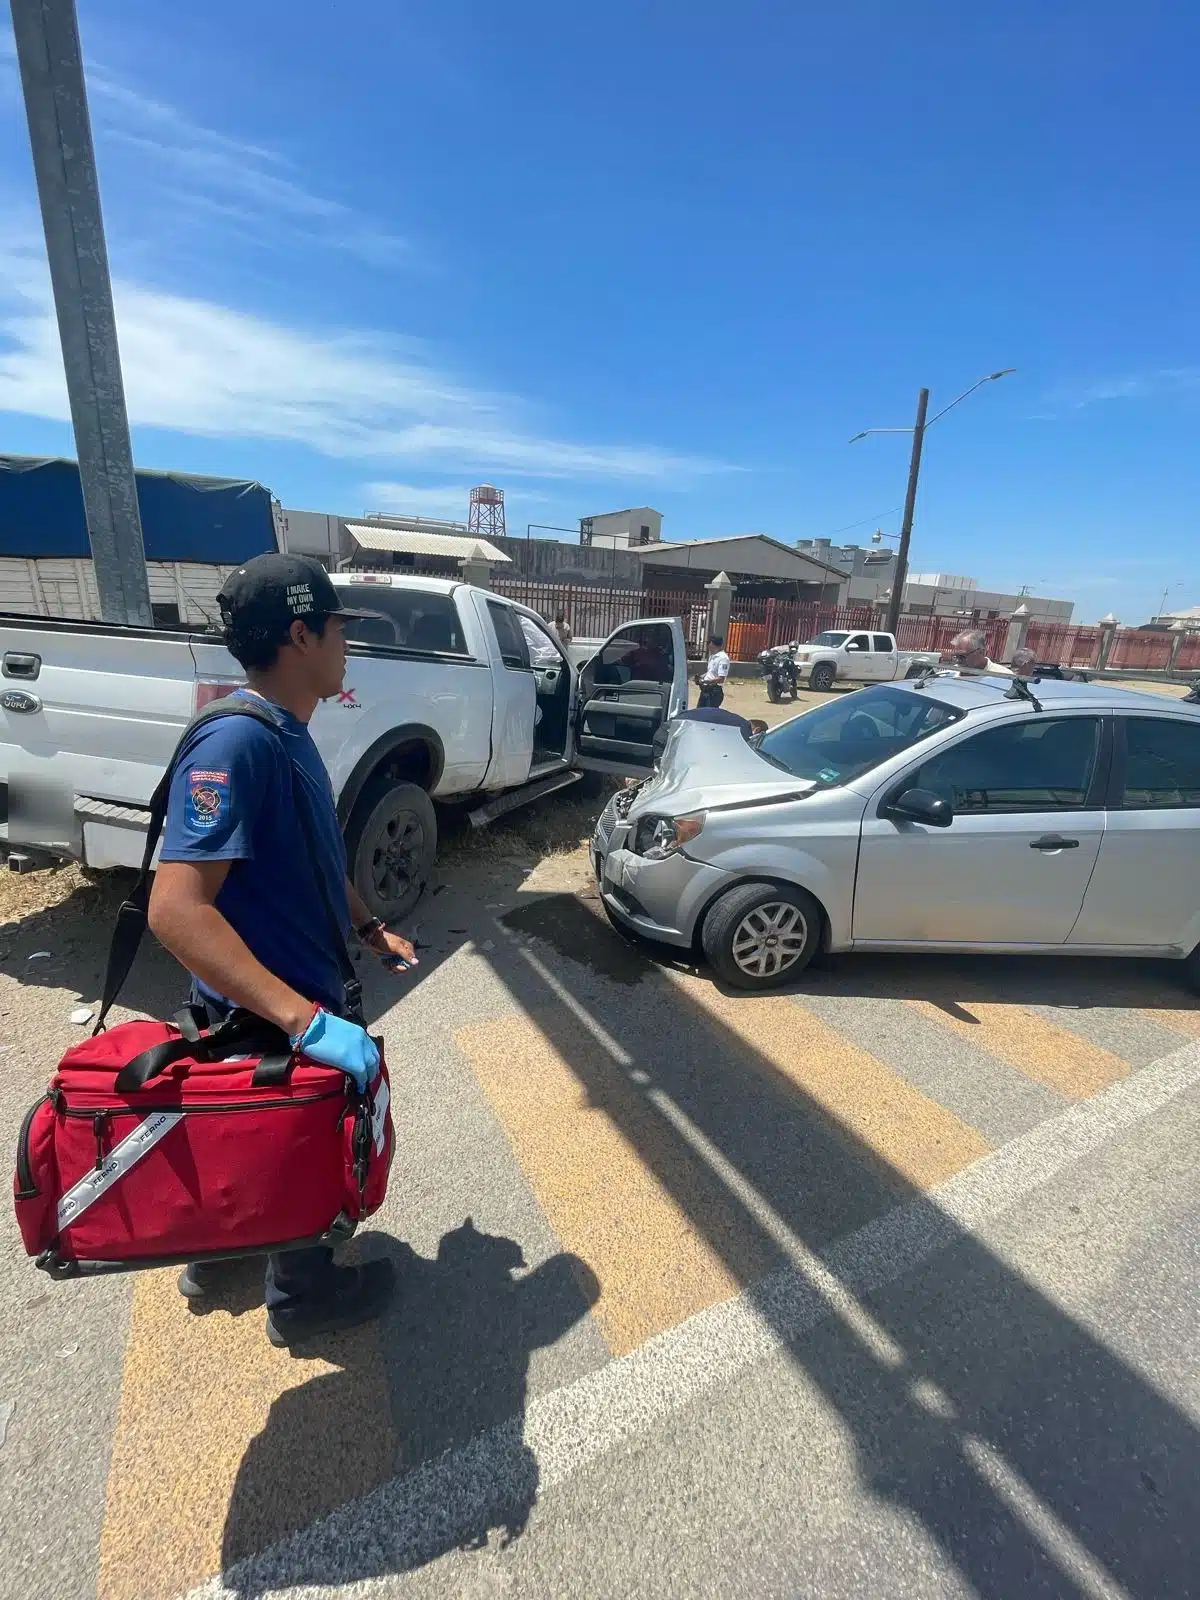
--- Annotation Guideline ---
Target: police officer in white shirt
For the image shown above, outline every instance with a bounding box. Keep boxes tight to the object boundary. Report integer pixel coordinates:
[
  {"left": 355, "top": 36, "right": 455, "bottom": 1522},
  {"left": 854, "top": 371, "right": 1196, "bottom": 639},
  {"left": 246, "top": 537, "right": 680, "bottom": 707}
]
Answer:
[{"left": 698, "top": 633, "right": 732, "bottom": 707}]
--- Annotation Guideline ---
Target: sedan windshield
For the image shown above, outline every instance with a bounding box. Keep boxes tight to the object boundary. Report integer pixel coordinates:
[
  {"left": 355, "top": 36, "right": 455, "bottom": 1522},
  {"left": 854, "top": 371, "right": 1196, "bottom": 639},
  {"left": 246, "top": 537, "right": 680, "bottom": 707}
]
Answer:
[
  {"left": 808, "top": 631, "right": 849, "bottom": 647},
  {"left": 756, "top": 686, "right": 962, "bottom": 787}
]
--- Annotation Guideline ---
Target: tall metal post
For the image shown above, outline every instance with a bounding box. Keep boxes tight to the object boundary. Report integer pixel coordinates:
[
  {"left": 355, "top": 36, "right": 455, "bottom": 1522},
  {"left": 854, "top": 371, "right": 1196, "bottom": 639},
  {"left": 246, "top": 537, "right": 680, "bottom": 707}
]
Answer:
[
  {"left": 883, "top": 387, "right": 929, "bottom": 637},
  {"left": 10, "top": 0, "right": 152, "bottom": 626}
]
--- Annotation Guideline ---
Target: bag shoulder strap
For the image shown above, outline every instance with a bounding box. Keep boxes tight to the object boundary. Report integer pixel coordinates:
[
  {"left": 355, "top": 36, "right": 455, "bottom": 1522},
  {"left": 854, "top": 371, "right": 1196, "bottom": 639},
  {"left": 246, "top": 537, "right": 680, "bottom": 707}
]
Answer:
[{"left": 94, "top": 696, "right": 314, "bottom": 1032}]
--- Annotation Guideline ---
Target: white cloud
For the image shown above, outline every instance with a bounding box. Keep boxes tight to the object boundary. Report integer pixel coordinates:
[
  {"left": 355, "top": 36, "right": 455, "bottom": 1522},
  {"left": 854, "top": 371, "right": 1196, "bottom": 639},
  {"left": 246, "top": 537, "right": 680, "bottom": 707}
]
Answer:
[
  {"left": 0, "top": 37, "right": 409, "bottom": 267},
  {"left": 359, "top": 483, "right": 476, "bottom": 518},
  {"left": 0, "top": 235, "right": 728, "bottom": 483},
  {"left": 1034, "top": 368, "right": 1200, "bottom": 419},
  {"left": 361, "top": 482, "right": 555, "bottom": 519}
]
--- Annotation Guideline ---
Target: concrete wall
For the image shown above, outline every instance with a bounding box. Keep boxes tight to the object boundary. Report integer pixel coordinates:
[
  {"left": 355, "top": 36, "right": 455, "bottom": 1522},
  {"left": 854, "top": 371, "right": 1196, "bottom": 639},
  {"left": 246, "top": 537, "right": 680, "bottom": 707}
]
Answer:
[
  {"left": 583, "top": 507, "right": 663, "bottom": 548},
  {"left": 279, "top": 507, "right": 343, "bottom": 564},
  {"left": 489, "top": 534, "right": 643, "bottom": 587}
]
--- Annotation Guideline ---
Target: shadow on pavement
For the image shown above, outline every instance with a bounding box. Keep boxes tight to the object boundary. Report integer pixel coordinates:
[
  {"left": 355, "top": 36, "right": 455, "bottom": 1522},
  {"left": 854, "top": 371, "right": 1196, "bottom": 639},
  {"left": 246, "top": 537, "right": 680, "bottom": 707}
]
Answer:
[
  {"left": 455, "top": 892, "right": 1197, "bottom": 1597},
  {"left": 220, "top": 1221, "right": 599, "bottom": 1593}
]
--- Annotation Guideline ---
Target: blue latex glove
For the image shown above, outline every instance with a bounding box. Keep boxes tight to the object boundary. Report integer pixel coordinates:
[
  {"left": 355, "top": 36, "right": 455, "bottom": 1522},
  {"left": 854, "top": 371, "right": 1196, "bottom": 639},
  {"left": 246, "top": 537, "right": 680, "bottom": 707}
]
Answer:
[{"left": 289, "top": 1008, "right": 380, "bottom": 1092}]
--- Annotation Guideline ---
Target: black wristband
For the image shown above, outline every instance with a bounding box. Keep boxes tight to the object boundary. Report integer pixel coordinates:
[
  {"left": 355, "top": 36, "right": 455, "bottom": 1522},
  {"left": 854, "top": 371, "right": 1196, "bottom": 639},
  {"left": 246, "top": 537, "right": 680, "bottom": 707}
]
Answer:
[{"left": 356, "top": 916, "right": 385, "bottom": 941}]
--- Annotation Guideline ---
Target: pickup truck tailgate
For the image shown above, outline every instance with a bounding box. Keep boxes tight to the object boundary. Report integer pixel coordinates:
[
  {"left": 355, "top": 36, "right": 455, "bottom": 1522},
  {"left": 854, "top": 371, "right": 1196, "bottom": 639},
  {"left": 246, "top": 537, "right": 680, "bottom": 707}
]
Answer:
[{"left": 0, "top": 617, "right": 234, "bottom": 866}]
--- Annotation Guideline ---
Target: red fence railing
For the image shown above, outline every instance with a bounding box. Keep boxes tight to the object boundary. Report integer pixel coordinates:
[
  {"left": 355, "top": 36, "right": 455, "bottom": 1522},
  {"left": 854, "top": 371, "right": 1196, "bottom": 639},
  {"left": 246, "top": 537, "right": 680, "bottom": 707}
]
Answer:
[
  {"left": 490, "top": 578, "right": 712, "bottom": 655},
  {"left": 721, "top": 601, "right": 1010, "bottom": 663},
  {"left": 1025, "top": 623, "right": 1105, "bottom": 669},
  {"left": 1107, "top": 631, "right": 1176, "bottom": 672}
]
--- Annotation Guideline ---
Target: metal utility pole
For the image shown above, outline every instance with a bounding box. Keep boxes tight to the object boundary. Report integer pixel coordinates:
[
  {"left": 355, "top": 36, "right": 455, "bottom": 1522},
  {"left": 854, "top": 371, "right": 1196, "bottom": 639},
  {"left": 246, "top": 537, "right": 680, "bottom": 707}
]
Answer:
[
  {"left": 885, "top": 387, "right": 928, "bottom": 636},
  {"left": 849, "top": 369, "right": 1014, "bottom": 638},
  {"left": 10, "top": 0, "right": 152, "bottom": 626}
]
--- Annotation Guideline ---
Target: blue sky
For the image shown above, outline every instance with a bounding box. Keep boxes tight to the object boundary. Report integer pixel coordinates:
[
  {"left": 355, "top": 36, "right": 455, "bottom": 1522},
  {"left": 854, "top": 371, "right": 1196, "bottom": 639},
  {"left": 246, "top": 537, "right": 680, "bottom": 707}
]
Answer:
[{"left": 0, "top": 0, "right": 1197, "bottom": 622}]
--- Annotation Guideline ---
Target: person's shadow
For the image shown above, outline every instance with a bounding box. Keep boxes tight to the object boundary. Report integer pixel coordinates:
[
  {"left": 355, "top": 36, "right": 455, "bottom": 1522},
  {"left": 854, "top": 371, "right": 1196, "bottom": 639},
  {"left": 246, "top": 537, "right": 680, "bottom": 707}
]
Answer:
[{"left": 221, "top": 1219, "right": 600, "bottom": 1591}]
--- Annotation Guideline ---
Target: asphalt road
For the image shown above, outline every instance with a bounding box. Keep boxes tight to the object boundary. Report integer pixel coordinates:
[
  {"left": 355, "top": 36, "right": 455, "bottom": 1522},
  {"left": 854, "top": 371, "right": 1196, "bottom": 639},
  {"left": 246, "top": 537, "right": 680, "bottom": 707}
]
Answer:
[{"left": 2, "top": 818, "right": 1199, "bottom": 1599}]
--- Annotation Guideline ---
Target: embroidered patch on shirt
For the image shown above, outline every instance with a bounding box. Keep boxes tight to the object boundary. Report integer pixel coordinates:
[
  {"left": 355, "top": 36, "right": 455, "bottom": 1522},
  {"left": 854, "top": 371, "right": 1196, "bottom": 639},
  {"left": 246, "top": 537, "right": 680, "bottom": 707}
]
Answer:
[{"left": 186, "top": 768, "right": 230, "bottom": 831}]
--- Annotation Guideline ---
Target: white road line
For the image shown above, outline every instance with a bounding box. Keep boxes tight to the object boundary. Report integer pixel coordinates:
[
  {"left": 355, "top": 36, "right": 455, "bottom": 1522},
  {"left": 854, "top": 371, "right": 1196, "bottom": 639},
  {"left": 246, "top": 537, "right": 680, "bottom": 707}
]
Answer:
[{"left": 186, "top": 1036, "right": 1200, "bottom": 1600}]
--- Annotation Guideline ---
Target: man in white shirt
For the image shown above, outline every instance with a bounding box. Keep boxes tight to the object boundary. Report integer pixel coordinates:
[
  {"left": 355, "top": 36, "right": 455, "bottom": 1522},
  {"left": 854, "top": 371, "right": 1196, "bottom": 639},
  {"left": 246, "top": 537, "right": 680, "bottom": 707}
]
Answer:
[
  {"left": 698, "top": 633, "right": 732, "bottom": 707},
  {"left": 947, "top": 629, "right": 1012, "bottom": 677}
]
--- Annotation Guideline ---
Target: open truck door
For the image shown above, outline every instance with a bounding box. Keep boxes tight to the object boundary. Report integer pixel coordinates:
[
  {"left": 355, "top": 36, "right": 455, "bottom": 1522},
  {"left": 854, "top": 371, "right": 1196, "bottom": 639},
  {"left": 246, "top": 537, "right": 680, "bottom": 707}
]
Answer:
[{"left": 574, "top": 617, "right": 688, "bottom": 777}]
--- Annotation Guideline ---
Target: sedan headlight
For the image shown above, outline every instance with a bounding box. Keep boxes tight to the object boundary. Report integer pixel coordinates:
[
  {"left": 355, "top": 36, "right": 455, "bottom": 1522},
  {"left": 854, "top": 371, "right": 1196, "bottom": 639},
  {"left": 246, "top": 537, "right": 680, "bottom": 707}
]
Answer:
[{"left": 632, "top": 812, "right": 706, "bottom": 860}]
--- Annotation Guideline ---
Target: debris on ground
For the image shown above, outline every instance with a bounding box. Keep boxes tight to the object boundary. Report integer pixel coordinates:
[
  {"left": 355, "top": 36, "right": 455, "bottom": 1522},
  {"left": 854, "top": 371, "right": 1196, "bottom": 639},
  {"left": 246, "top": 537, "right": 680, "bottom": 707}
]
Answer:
[
  {"left": 0, "top": 1400, "right": 12, "bottom": 1449},
  {"left": 69, "top": 1005, "right": 95, "bottom": 1025}
]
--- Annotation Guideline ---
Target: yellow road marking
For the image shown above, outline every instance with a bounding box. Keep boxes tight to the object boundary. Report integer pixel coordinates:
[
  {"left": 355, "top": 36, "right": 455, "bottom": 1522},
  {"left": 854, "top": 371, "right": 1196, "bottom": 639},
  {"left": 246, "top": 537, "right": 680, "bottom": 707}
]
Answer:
[
  {"left": 98, "top": 1270, "right": 393, "bottom": 1600},
  {"left": 456, "top": 1010, "right": 776, "bottom": 1356},
  {"left": 670, "top": 974, "right": 992, "bottom": 1190},
  {"left": 458, "top": 980, "right": 990, "bottom": 1355},
  {"left": 906, "top": 994, "right": 1129, "bottom": 1099},
  {"left": 1141, "top": 1007, "right": 1200, "bottom": 1039}
]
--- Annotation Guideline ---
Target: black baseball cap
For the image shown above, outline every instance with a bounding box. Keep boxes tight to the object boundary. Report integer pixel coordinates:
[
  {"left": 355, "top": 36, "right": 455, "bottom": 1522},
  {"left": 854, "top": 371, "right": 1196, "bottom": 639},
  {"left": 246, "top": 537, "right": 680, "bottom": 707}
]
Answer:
[{"left": 217, "top": 553, "right": 370, "bottom": 632}]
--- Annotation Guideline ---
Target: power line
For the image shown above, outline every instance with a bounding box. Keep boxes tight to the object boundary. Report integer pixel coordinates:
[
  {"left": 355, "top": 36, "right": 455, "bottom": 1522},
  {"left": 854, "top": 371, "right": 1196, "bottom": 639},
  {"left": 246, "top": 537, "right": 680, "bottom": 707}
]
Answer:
[{"left": 816, "top": 505, "right": 904, "bottom": 539}]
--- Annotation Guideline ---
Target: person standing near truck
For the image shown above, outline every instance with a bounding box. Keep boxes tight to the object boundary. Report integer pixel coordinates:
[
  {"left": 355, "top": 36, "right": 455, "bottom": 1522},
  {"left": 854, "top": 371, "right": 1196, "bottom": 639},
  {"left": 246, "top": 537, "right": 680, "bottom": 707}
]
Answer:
[
  {"left": 147, "top": 553, "right": 418, "bottom": 1347},
  {"left": 552, "top": 611, "right": 573, "bottom": 651},
  {"left": 697, "top": 634, "right": 732, "bottom": 708}
]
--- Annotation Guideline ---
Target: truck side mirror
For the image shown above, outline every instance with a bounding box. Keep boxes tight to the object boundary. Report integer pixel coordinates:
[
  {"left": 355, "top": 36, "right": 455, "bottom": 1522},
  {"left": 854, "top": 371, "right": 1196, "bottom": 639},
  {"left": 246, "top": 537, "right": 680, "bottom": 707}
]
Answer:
[{"left": 886, "top": 787, "right": 953, "bottom": 827}]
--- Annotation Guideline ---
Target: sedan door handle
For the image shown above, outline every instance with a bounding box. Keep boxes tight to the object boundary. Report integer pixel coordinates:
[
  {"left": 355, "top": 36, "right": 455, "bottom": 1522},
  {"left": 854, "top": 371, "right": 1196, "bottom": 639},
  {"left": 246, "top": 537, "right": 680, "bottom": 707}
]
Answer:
[{"left": 1030, "top": 834, "right": 1079, "bottom": 851}]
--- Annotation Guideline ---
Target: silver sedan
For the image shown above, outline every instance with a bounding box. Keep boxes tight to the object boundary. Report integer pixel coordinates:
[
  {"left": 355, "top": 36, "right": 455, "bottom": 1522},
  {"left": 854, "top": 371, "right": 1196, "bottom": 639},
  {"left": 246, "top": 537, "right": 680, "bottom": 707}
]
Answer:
[{"left": 591, "top": 675, "right": 1200, "bottom": 991}]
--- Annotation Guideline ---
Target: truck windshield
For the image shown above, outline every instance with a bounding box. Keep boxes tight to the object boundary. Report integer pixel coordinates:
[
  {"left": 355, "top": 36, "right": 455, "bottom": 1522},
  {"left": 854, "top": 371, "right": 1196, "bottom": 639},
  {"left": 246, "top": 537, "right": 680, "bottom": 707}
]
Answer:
[
  {"left": 809, "top": 631, "right": 849, "bottom": 647},
  {"left": 755, "top": 686, "right": 962, "bottom": 788}
]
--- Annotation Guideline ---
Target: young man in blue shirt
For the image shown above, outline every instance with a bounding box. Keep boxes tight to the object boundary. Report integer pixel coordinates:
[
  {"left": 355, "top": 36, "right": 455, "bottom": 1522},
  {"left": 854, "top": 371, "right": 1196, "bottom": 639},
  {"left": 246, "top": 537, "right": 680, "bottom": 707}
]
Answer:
[{"left": 148, "top": 553, "right": 417, "bottom": 1347}]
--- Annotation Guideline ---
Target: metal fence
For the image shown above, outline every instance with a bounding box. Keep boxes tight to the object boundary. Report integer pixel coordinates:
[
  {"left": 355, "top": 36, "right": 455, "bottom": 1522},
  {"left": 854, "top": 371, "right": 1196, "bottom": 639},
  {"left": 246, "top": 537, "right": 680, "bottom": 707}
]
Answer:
[
  {"left": 490, "top": 577, "right": 712, "bottom": 656},
  {"left": 724, "top": 597, "right": 1010, "bottom": 662},
  {"left": 1025, "top": 622, "right": 1105, "bottom": 669}
]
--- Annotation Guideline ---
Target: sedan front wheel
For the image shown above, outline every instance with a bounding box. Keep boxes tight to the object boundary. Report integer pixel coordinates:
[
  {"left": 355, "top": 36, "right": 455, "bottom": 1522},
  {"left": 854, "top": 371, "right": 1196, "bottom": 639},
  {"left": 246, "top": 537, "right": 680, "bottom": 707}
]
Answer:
[{"left": 701, "top": 881, "right": 821, "bottom": 989}]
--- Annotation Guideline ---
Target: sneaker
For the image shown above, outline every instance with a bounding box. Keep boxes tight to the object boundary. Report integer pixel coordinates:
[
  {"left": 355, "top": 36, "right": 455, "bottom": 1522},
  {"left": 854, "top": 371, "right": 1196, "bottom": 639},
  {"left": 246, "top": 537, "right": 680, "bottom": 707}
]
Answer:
[
  {"left": 265, "top": 1259, "right": 396, "bottom": 1348},
  {"left": 178, "top": 1260, "right": 234, "bottom": 1300}
]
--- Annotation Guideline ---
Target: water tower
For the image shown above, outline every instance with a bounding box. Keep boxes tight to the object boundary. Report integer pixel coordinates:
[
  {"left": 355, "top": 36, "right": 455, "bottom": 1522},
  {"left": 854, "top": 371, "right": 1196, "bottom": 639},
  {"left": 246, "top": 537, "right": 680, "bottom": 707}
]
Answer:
[{"left": 467, "top": 484, "right": 506, "bottom": 539}]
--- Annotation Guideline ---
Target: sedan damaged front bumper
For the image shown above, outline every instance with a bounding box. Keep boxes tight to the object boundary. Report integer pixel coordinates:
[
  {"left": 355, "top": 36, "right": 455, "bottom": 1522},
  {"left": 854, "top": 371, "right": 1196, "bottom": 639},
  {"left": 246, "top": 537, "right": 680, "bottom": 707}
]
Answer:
[{"left": 592, "top": 800, "right": 731, "bottom": 948}]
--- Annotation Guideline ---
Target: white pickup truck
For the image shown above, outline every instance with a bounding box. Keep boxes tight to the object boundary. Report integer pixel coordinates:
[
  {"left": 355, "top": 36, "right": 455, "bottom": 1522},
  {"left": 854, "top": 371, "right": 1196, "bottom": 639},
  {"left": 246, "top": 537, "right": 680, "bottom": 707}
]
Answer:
[
  {"left": 790, "top": 629, "right": 941, "bottom": 692},
  {"left": 0, "top": 573, "right": 686, "bottom": 919}
]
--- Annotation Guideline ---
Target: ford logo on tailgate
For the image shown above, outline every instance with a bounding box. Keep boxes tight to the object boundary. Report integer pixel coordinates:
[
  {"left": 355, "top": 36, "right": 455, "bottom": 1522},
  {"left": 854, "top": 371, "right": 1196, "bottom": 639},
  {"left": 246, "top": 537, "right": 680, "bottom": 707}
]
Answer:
[{"left": 1, "top": 689, "right": 41, "bottom": 714}]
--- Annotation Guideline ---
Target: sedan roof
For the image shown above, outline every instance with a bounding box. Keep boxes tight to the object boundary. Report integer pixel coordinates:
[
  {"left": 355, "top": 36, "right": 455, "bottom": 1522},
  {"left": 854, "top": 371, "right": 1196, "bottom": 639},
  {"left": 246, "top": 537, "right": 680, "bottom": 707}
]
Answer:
[{"left": 893, "top": 672, "right": 1200, "bottom": 716}]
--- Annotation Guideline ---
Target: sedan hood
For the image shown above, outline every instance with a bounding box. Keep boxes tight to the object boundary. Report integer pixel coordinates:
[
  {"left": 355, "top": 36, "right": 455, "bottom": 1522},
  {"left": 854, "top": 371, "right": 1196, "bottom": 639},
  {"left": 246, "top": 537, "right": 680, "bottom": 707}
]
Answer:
[{"left": 629, "top": 720, "right": 815, "bottom": 817}]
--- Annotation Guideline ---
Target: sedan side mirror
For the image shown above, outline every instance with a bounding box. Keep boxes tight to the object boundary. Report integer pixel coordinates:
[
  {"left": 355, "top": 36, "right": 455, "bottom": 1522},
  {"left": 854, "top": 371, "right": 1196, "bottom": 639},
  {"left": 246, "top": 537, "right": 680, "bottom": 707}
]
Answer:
[{"left": 887, "top": 786, "right": 953, "bottom": 827}]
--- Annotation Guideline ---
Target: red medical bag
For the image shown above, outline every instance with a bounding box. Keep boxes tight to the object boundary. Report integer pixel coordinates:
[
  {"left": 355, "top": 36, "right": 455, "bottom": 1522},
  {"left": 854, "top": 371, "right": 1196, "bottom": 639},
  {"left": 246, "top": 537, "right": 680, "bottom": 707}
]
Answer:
[{"left": 11, "top": 697, "right": 395, "bottom": 1276}]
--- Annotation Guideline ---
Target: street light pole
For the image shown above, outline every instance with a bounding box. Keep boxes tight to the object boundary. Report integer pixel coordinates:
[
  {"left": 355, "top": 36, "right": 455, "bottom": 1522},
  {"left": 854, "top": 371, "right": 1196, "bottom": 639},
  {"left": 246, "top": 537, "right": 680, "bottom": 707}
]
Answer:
[
  {"left": 849, "top": 369, "right": 1014, "bottom": 639},
  {"left": 885, "top": 388, "right": 928, "bottom": 636},
  {"left": 10, "top": 0, "right": 152, "bottom": 626}
]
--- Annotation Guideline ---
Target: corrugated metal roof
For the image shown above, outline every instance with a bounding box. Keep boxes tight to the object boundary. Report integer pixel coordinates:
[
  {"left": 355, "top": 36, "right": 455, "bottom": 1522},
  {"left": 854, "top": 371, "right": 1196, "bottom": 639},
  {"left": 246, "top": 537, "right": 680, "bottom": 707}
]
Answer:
[{"left": 345, "top": 524, "right": 511, "bottom": 563}]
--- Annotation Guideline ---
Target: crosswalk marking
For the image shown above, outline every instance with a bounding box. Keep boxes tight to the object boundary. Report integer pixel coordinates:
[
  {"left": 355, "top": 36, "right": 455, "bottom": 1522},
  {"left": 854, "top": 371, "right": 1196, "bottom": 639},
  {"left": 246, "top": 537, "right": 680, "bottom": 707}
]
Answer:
[
  {"left": 455, "top": 1010, "right": 778, "bottom": 1356},
  {"left": 905, "top": 995, "right": 1130, "bottom": 1099},
  {"left": 97, "top": 1269, "right": 393, "bottom": 1600},
  {"left": 670, "top": 973, "right": 993, "bottom": 1190}
]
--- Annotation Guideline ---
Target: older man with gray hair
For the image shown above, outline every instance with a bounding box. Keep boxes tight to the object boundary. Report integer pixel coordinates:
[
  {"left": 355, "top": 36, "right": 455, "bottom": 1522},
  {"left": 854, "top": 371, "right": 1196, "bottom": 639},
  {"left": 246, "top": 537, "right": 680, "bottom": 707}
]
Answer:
[{"left": 946, "top": 628, "right": 1013, "bottom": 677}]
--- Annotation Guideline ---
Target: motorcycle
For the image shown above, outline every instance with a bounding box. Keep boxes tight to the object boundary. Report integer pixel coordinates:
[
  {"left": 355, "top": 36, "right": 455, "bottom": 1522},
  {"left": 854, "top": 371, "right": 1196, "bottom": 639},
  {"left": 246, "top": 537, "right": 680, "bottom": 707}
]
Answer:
[{"left": 758, "top": 642, "right": 800, "bottom": 703}]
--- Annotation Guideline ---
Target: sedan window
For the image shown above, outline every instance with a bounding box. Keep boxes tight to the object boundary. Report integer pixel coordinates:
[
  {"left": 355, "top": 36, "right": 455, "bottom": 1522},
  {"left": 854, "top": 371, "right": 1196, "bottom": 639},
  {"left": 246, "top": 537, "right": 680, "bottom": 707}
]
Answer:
[
  {"left": 911, "top": 716, "right": 1102, "bottom": 812},
  {"left": 756, "top": 686, "right": 961, "bottom": 786},
  {"left": 1120, "top": 716, "right": 1200, "bottom": 808}
]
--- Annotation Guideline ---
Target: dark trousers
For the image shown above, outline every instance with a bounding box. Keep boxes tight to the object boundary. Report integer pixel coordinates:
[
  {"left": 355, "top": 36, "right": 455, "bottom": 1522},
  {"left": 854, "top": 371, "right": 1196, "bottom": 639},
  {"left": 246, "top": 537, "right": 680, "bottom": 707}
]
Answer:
[
  {"left": 697, "top": 681, "right": 725, "bottom": 709},
  {"left": 192, "top": 989, "right": 334, "bottom": 1315}
]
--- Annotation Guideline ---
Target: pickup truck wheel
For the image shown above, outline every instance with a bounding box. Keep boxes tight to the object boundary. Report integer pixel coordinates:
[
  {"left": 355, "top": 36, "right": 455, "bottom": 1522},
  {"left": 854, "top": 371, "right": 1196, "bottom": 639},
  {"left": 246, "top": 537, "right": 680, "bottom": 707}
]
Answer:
[
  {"left": 809, "top": 661, "right": 836, "bottom": 692},
  {"left": 346, "top": 779, "right": 437, "bottom": 922},
  {"left": 701, "top": 881, "right": 820, "bottom": 990}
]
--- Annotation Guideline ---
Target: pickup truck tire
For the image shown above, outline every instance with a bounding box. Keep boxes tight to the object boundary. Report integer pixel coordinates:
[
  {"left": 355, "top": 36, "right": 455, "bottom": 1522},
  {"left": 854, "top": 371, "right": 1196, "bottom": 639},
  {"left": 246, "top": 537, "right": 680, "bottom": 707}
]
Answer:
[
  {"left": 809, "top": 661, "right": 836, "bottom": 692},
  {"left": 701, "top": 881, "right": 820, "bottom": 990},
  {"left": 345, "top": 777, "right": 437, "bottom": 922}
]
